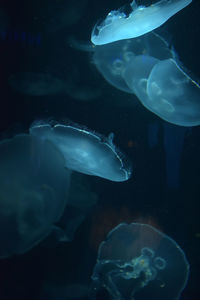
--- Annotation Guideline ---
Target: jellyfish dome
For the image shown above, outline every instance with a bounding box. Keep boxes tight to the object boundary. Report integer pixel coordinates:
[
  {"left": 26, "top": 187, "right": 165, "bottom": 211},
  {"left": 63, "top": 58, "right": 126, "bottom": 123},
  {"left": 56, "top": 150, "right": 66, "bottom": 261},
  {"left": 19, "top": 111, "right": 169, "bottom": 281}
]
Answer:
[
  {"left": 91, "top": 0, "right": 192, "bottom": 45},
  {"left": 0, "top": 134, "right": 71, "bottom": 258},
  {"left": 30, "top": 122, "right": 131, "bottom": 182},
  {"left": 122, "top": 56, "right": 200, "bottom": 126},
  {"left": 91, "top": 223, "right": 189, "bottom": 300},
  {"left": 145, "top": 59, "right": 200, "bottom": 126},
  {"left": 92, "top": 32, "right": 174, "bottom": 93}
]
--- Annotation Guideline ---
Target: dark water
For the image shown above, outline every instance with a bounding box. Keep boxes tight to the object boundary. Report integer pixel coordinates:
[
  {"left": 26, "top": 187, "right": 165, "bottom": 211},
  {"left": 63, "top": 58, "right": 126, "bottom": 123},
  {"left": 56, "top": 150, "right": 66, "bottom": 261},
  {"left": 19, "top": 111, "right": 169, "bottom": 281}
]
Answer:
[{"left": 0, "top": 0, "right": 199, "bottom": 299}]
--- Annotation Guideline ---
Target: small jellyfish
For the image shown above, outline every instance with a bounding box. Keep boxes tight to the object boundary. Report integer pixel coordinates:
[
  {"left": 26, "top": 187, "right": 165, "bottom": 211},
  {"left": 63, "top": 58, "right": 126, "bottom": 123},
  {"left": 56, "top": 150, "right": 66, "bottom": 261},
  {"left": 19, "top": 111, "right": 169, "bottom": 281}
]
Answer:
[
  {"left": 91, "top": 0, "right": 192, "bottom": 45},
  {"left": 0, "top": 134, "right": 70, "bottom": 258},
  {"left": 8, "top": 72, "right": 66, "bottom": 96},
  {"left": 90, "top": 223, "right": 189, "bottom": 300},
  {"left": 30, "top": 122, "right": 131, "bottom": 182}
]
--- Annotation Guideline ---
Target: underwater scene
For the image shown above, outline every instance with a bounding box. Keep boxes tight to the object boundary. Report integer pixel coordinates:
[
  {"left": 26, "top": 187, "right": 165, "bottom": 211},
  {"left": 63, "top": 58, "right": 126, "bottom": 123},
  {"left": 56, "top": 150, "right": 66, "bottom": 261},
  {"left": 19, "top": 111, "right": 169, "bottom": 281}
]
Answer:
[{"left": 0, "top": 0, "right": 199, "bottom": 299}]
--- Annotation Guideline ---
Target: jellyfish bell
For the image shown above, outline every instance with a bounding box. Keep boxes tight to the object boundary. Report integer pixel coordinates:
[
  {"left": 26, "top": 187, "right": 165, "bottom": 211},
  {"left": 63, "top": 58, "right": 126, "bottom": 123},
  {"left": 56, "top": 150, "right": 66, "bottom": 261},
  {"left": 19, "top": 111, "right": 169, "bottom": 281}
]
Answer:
[
  {"left": 146, "top": 58, "right": 200, "bottom": 126},
  {"left": 93, "top": 39, "right": 135, "bottom": 93},
  {"left": 91, "top": 222, "right": 189, "bottom": 300},
  {"left": 92, "top": 32, "right": 174, "bottom": 94},
  {"left": 91, "top": 0, "right": 192, "bottom": 45},
  {"left": 0, "top": 134, "right": 70, "bottom": 258},
  {"left": 123, "top": 54, "right": 160, "bottom": 98},
  {"left": 30, "top": 122, "right": 132, "bottom": 182}
]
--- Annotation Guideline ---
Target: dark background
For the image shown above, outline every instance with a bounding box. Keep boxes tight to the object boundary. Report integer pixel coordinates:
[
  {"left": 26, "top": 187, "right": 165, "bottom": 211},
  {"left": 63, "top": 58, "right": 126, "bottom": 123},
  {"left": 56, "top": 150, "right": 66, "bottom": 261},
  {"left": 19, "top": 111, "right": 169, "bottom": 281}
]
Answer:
[{"left": 0, "top": 0, "right": 200, "bottom": 299}]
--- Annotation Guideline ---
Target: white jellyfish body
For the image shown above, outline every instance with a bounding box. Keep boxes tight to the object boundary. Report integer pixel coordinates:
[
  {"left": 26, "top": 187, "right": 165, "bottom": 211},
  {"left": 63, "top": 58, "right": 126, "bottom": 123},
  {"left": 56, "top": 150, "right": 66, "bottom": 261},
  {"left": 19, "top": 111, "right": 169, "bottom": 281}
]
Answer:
[
  {"left": 91, "top": 223, "right": 190, "bottom": 300},
  {"left": 145, "top": 59, "right": 200, "bottom": 126},
  {"left": 30, "top": 122, "right": 131, "bottom": 182},
  {"left": 92, "top": 32, "right": 174, "bottom": 93},
  {"left": 91, "top": 0, "right": 192, "bottom": 45},
  {"left": 0, "top": 134, "right": 70, "bottom": 258}
]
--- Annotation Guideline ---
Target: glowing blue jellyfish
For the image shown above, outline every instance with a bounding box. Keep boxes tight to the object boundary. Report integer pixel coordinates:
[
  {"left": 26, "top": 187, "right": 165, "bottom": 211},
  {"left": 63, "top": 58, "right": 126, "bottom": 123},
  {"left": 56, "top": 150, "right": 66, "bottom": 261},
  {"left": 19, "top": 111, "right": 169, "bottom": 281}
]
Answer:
[
  {"left": 92, "top": 32, "right": 174, "bottom": 93},
  {"left": 143, "top": 58, "right": 200, "bottom": 126},
  {"left": 90, "top": 223, "right": 189, "bottom": 300},
  {"left": 91, "top": 0, "right": 192, "bottom": 45},
  {"left": 30, "top": 122, "right": 131, "bottom": 182},
  {"left": 123, "top": 56, "right": 200, "bottom": 126},
  {"left": 0, "top": 134, "right": 70, "bottom": 258}
]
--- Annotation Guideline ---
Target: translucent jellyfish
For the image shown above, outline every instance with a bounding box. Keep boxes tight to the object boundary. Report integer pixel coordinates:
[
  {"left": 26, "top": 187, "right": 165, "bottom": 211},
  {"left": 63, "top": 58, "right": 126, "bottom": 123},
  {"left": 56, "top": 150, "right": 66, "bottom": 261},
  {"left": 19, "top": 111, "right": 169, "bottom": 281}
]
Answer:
[
  {"left": 30, "top": 122, "right": 131, "bottom": 182},
  {"left": 90, "top": 223, "right": 189, "bottom": 300},
  {"left": 91, "top": 0, "right": 192, "bottom": 45},
  {"left": 146, "top": 59, "right": 200, "bottom": 126},
  {"left": 0, "top": 134, "right": 71, "bottom": 258},
  {"left": 123, "top": 54, "right": 159, "bottom": 97},
  {"left": 8, "top": 72, "right": 66, "bottom": 96},
  {"left": 92, "top": 32, "right": 174, "bottom": 93}
]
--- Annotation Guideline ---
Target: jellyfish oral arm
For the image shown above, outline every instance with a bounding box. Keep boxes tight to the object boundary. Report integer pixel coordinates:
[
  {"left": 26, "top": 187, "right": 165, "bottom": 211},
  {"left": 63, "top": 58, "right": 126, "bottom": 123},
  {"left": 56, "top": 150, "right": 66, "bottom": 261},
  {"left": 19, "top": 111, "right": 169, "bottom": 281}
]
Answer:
[{"left": 91, "top": 0, "right": 192, "bottom": 45}]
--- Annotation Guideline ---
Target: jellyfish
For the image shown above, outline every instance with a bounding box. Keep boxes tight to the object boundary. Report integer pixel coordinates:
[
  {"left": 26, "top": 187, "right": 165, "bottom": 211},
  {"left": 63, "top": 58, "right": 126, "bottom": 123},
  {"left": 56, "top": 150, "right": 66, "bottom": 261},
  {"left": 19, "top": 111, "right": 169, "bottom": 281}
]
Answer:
[
  {"left": 30, "top": 122, "right": 131, "bottom": 182},
  {"left": 0, "top": 134, "right": 71, "bottom": 258},
  {"left": 8, "top": 72, "right": 66, "bottom": 96},
  {"left": 145, "top": 59, "right": 200, "bottom": 126},
  {"left": 90, "top": 223, "right": 189, "bottom": 300},
  {"left": 92, "top": 32, "right": 174, "bottom": 93},
  {"left": 8, "top": 70, "right": 101, "bottom": 102},
  {"left": 91, "top": 0, "right": 192, "bottom": 45}
]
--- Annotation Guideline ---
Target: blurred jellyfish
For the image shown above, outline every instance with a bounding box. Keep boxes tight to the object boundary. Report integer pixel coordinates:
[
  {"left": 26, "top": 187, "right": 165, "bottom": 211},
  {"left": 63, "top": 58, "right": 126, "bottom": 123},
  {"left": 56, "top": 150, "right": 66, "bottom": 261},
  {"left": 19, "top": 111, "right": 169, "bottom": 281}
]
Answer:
[
  {"left": 8, "top": 72, "right": 66, "bottom": 96},
  {"left": 90, "top": 223, "right": 189, "bottom": 300},
  {"left": 91, "top": 0, "right": 192, "bottom": 45},
  {"left": 8, "top": 71, "right": 101, "bottom": 101},
  {"left": 0, "top": 134, "right": 71, "bottom": 258},
  {"left": 30, "top": 122, "right": 131, "bottom": 182}
]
